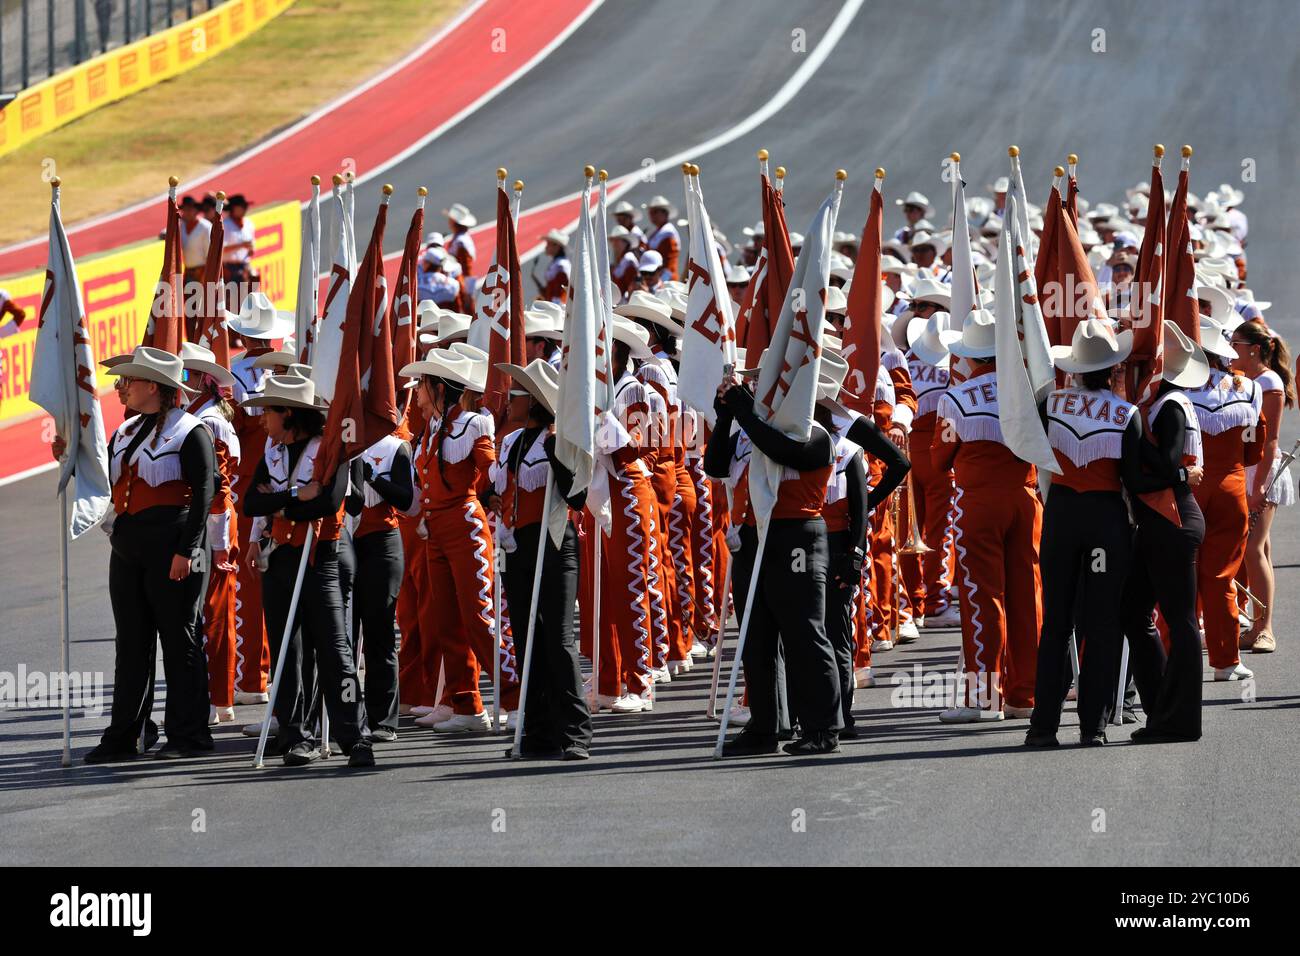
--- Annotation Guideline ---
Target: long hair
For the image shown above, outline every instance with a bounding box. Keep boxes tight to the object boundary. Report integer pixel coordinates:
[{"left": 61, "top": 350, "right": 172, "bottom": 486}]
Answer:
[
  {"left": 1235, "top": 321, "right": 1295, "bottom": 407},
  {"left": 283, "top": 407, "right": 325, "bottom": 439},
  {"left": 151, "top": 385, "right": 180, "bottom": 448},
  {"left": 198, "top": 372, "right": 234, "bottom": 421},
  {"left": 427, "top": 375, "right": 466, "bottom": 489}
]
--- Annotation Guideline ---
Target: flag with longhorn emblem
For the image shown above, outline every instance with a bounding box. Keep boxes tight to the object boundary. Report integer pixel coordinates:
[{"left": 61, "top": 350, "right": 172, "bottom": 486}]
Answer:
[
  {"left": 141, "top": 183, "right": 184, "bottom": 354},
  {"left": 479, "top": 185, "right": 526, "bottom": 422},
  {"left": 678, "top": 170, "right": 737, "bottom": 427}
]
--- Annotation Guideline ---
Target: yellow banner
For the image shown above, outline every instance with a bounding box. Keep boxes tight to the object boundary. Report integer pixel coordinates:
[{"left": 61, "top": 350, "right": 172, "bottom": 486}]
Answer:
[
  {"left": 0, "top": 199, "right": 301, "bottom": 425},
  {"left": 0, "top": 0, "right": 298, "bottom": 158}
]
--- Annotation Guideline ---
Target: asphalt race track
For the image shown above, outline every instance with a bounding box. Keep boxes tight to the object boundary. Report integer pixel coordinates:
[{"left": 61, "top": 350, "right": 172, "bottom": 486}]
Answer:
[{"left": 2, "top": 0, "right": 1298, "bottom": 866}]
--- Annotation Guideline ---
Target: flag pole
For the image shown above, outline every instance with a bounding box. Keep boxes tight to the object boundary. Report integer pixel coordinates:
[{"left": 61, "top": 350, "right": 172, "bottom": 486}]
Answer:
[
  {"left": 253, "top": 523, "right": 315, "bottom": 768},
  {"left": 714, "top": 526, "right": 767, "bottom": 758},
  {"left": 492, "top": 514, "right": 504, "bottom": 733},
  {"left": 510, "top": 475, "right": 554, "bottom": 758},
  {"left": 706, "top": 484, "right": 735, "bottom": 719},
  {"left": 59, "top": 483, "right": 72, "bottom": 767}
]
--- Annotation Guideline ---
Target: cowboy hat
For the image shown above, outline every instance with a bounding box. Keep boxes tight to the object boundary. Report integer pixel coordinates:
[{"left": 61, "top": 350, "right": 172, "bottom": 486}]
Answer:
[
  {"left": 610, "top": 318, "right": 654, "bottom": 359},
  {"left": 1237, "top": 288, "right": 1270, "bottom": 312},
  {"left": 896, "top": 191, "right": 931, "bottom": 212},
  {"left": 416, "top": 300, "right": 442, "bottom": 333},
  {"left": 948, "top": 308, "right": 998, "bottom": 359},
  {"left": 284, "top": 363, "right": 312, "bottom": 379},
  {"left": 610, "top": 200, "right": 641, "bottom": 222},
  {"left": 906, "top": 312, "right": 961, "bottom": 367},
  {"left": 1160, "top": 320, "right": 1210, "bottom": 389},
  {"left": 106, "top": 346, "right": 193, "bottom": 392},
  {"left": 725, "top": 261, "right": 751, "bottom": 285},
  {"left": 251, "top": 341, "right": 299, "bottom": 370},
  {"left": 989, "top": 176, "right": 1010, "bottom": 194},
  {"left": 442, "top": 203, "right": 477, "bottom": 228},
  {"left": 434, "top": 310, "right": 472, "bottom": 343},
  {"left": 523, "top": 308, "right": 564, "bottom": 340},
  {"left": 448, "top": 342, "right": 489, "bottom": 391},
  {"left": 241, "top": 374, "right": 327, "bottom": 410},
  {"left": 1195, "top": 284, "right": 1236, "bottom": 324},
  {"left": 824, "top": 286, "right": 848, "bottom": 315},
  {"left": 425, "top": 231, "right": 446, "bottom": 247},
  {"left": 880, "top": 255, "right": 917, "bottom": 276},
  {"left": 530, "top": 299, "right": 566, "bottom": 325},
  {"left": 99, "top": 353, "right": 132, "bottom": 369},
  {"left": 224, "top": 292, "right": 294, "bottom": 340},
  {"left": 1198, "top": 316, "right": 1238, "bottom": 360},
  {"left": 816, "top": 349, "right": 858, "bottom": 404},
  {"left": 607, "top": 224, "right": 633, "bottom": 243},
  {"left": 644, "top": 195, "right": 675, "bottom": 214},
  {"left": 616, "top": 290, "right": 676, "bottom": 328},
  {"left": 180, "top": 341, "right": 235, "bottom": 387},
  {"left": 399, "top": 347, "right": 485, "bottom": 392},
  {"left": 542, "top": 228, "right": 569, "bottom": 247},
  {"left": 654, "top": 289, "right": 689, "bottom": 327},
  {"left": 496, "top": 358, "right": 559, "bottom": 415},
  {"left": 833, "top": 230, "right": 860, "bottom": 248},
  {"left": 1051, "top": 317, "right": 1134, "bottom": 373}
]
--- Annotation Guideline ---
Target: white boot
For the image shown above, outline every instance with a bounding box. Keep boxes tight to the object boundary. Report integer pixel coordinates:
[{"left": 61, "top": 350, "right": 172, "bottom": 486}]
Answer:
[
  {"left": 689, "top": 639, "right": 710, "bottom": 659},
  {"left": 939, "top": 706, "right": 1004, "bottom": 723},
  {"left": 854, "top": 666, "right": 875, "bottom": 688},
  {"left": 609, "top": 694, "right": 647, "bottom": 714},
  {"left": 414, "top": 704, "right": 454, "bottom": 727},
  {"left": 1214, "top": 663, "right": 1254, "bottom": 681},
  {"left": 234, "top": 690, "right": 269, "bottom": 705},
  {"left": 896, "top": 619, "right": 920, "bottom": 643},
  {"left": 431, "top": 711, "right": 492, "bottom": 734}
]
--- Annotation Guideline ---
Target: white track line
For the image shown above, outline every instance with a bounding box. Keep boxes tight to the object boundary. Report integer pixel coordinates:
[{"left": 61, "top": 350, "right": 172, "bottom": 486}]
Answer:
[{"left": 0, "top": 461, "right": 58, "bottom": 488}]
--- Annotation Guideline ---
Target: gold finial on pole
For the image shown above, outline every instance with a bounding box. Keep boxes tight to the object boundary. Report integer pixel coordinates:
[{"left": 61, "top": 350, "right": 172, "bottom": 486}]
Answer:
[
  {"left": 418, "top": 186, "right": 428, "bottom": 197},
  {"left": 757, "top": 149, "right": 769, "bottom": 161},
  {"left": 583, "top": 165, "right": 595, "bottom": 178},
  {"left": 835, "top": 168, "right": 848, "bottom": 181},
  {"left": 1153, "top": 144, "right": 1165, "bottom": 158},
  {"left": 1008, "top": 145, "right": 1020, "bottom": 157},
  {"left": 310, "top": 175, "right": 320, "bottom": 186},
  {"left": 950, "top": 152, "right": 961, "bottom": 163},
  {"left": 332, "top": 173, "right": 344, "bottom": 186}
]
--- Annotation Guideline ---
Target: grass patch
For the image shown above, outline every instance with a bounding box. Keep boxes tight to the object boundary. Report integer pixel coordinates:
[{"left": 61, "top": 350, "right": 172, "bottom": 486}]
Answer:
[{"left": 0, "top": 0, "right": 461, "bottom": 247}]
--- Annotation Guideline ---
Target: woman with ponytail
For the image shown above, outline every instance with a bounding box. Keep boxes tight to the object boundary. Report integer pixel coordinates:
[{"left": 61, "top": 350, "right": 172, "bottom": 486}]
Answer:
[{"left": 1231, "top": 321, "right": 1295, "bottom": 653}]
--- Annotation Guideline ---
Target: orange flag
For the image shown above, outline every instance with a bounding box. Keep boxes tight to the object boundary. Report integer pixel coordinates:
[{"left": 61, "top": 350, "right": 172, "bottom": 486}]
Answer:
[
  {"left": 391, "top": 197, "right": 424, "bottom": 404},
  {"left": 841, "top": 171, "right": 884, "bottom": 414},
  {"left": 195, "top": 198, "right": 229, "bottom": 368},
  {"left": 1163, "top": 149, "right": 1201, "bottom": 344},
  {"left": 1131, "top": 149, "right": 1167, "bottom": 405},
  {"left": 142, "top": 184, "right": 185, "bottom": 354},
  {"left": 481, "top": 185, "right": 526, "bottom": 422},
  {"left": 1034, "top": 176, "right": 1064, "bottom": 346},
  {"left": 737, "top": 171, "right": 794, "bottom": 359}
]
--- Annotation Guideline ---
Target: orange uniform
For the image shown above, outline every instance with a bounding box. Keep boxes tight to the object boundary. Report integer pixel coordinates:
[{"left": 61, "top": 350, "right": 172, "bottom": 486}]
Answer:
[
  {"left": 229, "top": 351, "right": 272, "bottom": 695},
  {"left": 900, "top": 350, "right": 956, "bottom": 618}
]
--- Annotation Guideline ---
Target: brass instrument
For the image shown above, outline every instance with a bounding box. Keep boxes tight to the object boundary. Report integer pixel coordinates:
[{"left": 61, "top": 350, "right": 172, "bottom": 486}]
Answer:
[{"left": 898, "top": 435, "right": 930, "bottom": 556}]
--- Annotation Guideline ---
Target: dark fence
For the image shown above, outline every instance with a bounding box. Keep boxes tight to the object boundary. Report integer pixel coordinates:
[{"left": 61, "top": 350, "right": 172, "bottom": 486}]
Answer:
[{"left": 1, "top": 0, "right": 221, "bottom": 93}]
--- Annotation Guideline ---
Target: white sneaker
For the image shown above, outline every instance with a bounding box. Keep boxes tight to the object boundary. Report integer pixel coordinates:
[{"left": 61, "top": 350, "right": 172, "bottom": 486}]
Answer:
[
  {"left": 432, "top": 711, "right": 492, "bottom": 734},
  {"left": 505, "top": 710, "right": 519, "bottom": 732},
  {"left": 668, "top": 658, "right": 693, "bottom": 675},
  {"left": 234, "top": 690, "right": 269, "bottom": 705},
  {"left": 897, "top": 619, "right": 920, "bottom": 643},
  {"left": 854, "top": 666, "right": 876, "bottom": 689},
  {"left": 939, "top": 706, "right": 1004, "bottom": 723},
  {"left": 727, "top": 704, "right": 751, "bottom": 726},
  {"left": 689, "top": 639, "right": 710, "bottom": 660},
  {"left": 241, "top": 716, "right": 278, "bottom": 737},
  {"left": 651, "top": 666, "right": 672, "bottom": 684},
  {"left": 414, "top": 705, "right": 454, "bottom": 727},
  {"left": 871, "top": 638, "right": 894, "bottom": 652},
  {"left": 594, "top": 693, "right": 620, "bottom": 711},
  {"left": 609, "top": 694, "right": 647, "bottom": 714},
  {"left": 1004, "top": 705, "right": 1034, "bottom": 718},
  {"left": 209, "top": 705, "right": 235, "bottom": 725},
  {"left": 1214, "top": 663, "right": 1254, "bottom": 681},
  {"left": 409, "top": 705, "right": 438, "bottom": 716},
  {"left": 922, "top": 607, "right": 961, "bottom": 628}
]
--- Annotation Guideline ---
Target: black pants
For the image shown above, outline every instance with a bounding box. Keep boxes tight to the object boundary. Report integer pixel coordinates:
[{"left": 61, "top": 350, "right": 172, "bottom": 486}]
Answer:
[
  {"left": 103, "top": 516, "right": 212, "bottom": 751},
  {"left": 262, "top": 538, "right": 365, "bottom": 750},
  {"left": 505, "top": 521, "right": 593, "bottom": 750},
  {"left": 729, "top": 523, "right": 792, "bottom": 732},
  {"left": 825, "top": 529, "right": 858, "bottom": 732},
  {"left": 350, "top": 528, "right": 404, "bottom": 732},
  {"left": 739, "top": 518, "right": 841, "bottom": 736},
  {"left": 1122, "top": 492, "right": 1205, "bottom": 738},
  {"left": 1030, "top": 487, "right": 1132, "bottom": 738}
]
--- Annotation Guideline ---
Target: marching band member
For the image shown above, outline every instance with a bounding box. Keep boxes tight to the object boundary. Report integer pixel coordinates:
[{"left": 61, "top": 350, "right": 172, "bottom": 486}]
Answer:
[
  {"left": 403, "top": 348, "right": 510, "bottom": 733},
  {"left": 933, "top": 310, "right": 1042, "bottom": 722},
  {"left": 608, "top": 225, "right": 642, "bottom": 299},
  {"left": 345, "top": 421, "right": 415, "bottom": 742},
  {"left": 1122, "top": 322, "right": 1209, "bottom": 743},
  {"left": 540, "top": 230, "right": 572, "bottom": 304},
  {"left": 1232, "top": 320, "right": 1295, "bottom": 653},
  {"left": 1027, "top": 319, "right": 1137, "bottom": 747},
  {"left": 225, "top": 293, "right": 296, "bottom": 711},
  {"left": 610, "top": 199, "right": 647, "bottom": 251},
  {"left": 643, "top": 197, "right": 681, "bottom": 282},
  {"left": 180, "top": 343, "right": 242, "bottom": 725},
  {"left": 86, "top": 348, "right": 216, "bottom": 762},
  {"left": 443, "top": 202, "right": 478, "bottom": 277},
  {"left": 707, "top": 369, "right": 843, "bottom": 757},
  {"left": 491, "top": 359, "right": 593, "bottom": 759},
  {"left": 1188, "top": 317, "right": 1264, "bottom": 681},
  {"left": 241, "top": 374, "right": 374, "bottom": 768},
  {"left": 893, "top": 281, "right": 961, "bottom": 629}
]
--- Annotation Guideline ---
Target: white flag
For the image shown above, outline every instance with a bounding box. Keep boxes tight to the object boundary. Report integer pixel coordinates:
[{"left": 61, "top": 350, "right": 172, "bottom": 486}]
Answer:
[
  {"left": 994, "top": 194, "right": 1058, "bottom": 474},
  {"left": 948, "top": 164, "right": 978, "bottom": 324},
  {"left": 30, "top": 185, "right": 111, "bottom": 538},
  {"left": 310, "top": 184, "right": 351, "bottom": 402},
  {"left": 294, "top": 180, "right": 322, "bottom": 360},
  {"left": 678, "top": 174, "right": 737, "bottom": 427},
  {"left": 553, "top": 179, "right": 600, "bottom": 545},
  {"left": 585, "top": 177, "right": 619, "bottom": 532},
  {"left": 748, "top": 183, "right": 841, "bottom": 534}
]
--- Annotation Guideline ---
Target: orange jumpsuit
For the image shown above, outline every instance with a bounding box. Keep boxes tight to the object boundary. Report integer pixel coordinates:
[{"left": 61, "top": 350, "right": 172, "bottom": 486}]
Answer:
[
  {"left": 933, "top": 367, "right": 1042, "bottom": 710},
  {"left": 414, "top": 406, "right": 515, "bottom": 716},
  {"left": 190, "top": 397, "right": 241, "bottom": 710},
  {"left": 900, "top": 350, "right": 956, "bottom": 617},
  {"left": 229, "top": 350, "right": 272, "bottom": 694},
  {"left": 646, "top": 222, "right": 681, "bottom": 281},
  {"left": 637, "top": 363, "right": 684, "bottom": 666},
  {"left": 1188, "top": 370, "right": 1264, "bottom": 670}
]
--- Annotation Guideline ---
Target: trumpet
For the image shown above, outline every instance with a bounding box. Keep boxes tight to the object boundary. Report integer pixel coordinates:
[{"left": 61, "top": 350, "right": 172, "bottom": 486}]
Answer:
[{"left": 897, "top": 435, "right": 929, "bottom": 556}]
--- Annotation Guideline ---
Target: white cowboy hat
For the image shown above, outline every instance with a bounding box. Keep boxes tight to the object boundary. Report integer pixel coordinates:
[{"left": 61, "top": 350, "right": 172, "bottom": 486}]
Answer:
[
  {"left": 425, "top": 231, "right": 446, "bottom": 247},
  {"left": 654, "top": 289, "right": 690, "bottom": 328},
  {"left": 644, "top": 195, "right": 675, "bottom": 214},
  {"left": 989, "top": 176, "right": 1010, "bottom": 194},
  {"left": 607, "top": 224, "right": 633, "bottom": 243},
  {"left": 906, "top": 312, "right": 961, "bottom": 367},
  {"left": 434, "top": 311, "right": 472, "bottom": 343},
  {"left": 523, "top": 308, "right": 563, "bottom": 340},
  {"left": 1160, "top": 320, "right": 1210, "bottom": 389},
  {"left": 616, "top": 290, "right": 677, "bottom": 329},
  {"left": 910, "top": 231, "right": 949, "bottom": 255},
  {"left": 789, "top": 231, "right": 805, "bottom": 248},
  {"left": 399, "top": 347, "right": 485, "bottom": 392},
  {"left": 896, "top": 191, "right": 931, "bottom": 211},
  {"left": 1214, "top": 183, "right": 1245, "bottom": 208},
  {"left": 1237, "top": 288, "right": 1270, "bottom": 312},
  {"left": 880, "top": 255, "right": 917, "bottom": 276},
  {"left": 830, "top": 261, "right": 855, "bottom": 284},
  {"left": 610, "top": 318, "right": 654, "bottom": 359},
  {"left": 106, "top": 346, "right": 193, "bottom": 393},
  {"left": 741, "top": 219, "right": 766, "bottom": 239},
  {"left": 180, "top": 341, "right": 235, "bottom": 387},
  {"left": 833, "top": 230, "right": 860, "bottom": 248},
  {"left": 241, "top": 373, "right": 328, "bottom": 410},
  {"left": 948, "top": 308, "right": 998, "bottom": 359},
  {"left": 542, "top": 228, "right": 569, "bottom": 247},
  {"left": 725, "top": 261, "right": 751, "bottom": 285},
  {"left": 496, "top": 358, "right": 559, "bottom": 415},
  {"left": 1195, "top": 284, "right": 1236, "bottom": 324},
  {"left": 416, "top": 300, "right": 442, "bottom": 332},
  {"left": 816, "top": 350, "right": 857, "bottom": 405},
  {"left": 284, "top": 363, "right": 312, "bottom": 379},
  {"left": 637, "top": 250, "right": 663, "bottom": 274},
  {"left": 447, "top": 342, "right": 489, "bottom": 391},
  {"left": 1087, "top": 203, "right": 1119, "bottom": 222},
  {"left": 610, "top": 200, "right": 641, "bottom": 222},
  {"left": 1051, "top": 317, "right": 1134, "bottom": 373},
  {"left": 99, "top": 353, "right": 132, "bottom": 369},
  {"left": 224, "top": 292, "right": 294, "bottom": 340},
  {"left": 824, "top": 285, "right": 848, "bottom": 315},
  {"left": 1198, "top": 316, "right": 1238, "bottom": 360},
  {"left": 442, "top": 203, "right": 478, "bottom": 228}
]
